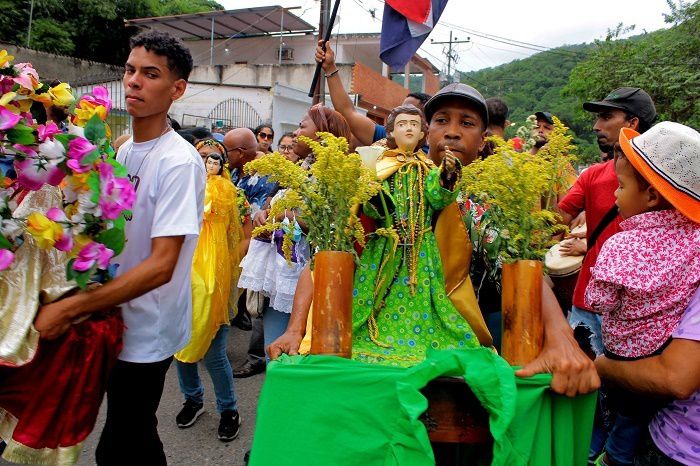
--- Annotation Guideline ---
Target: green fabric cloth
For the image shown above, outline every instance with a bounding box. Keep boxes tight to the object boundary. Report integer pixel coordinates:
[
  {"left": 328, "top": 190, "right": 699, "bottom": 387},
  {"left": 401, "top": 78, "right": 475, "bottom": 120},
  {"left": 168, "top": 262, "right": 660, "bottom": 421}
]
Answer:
[
  {"left": 250, "top": 349, "right": 595, "bottom": 466},
  {"left": 352, "top": 165, "right": 479, "bottom": 366}
]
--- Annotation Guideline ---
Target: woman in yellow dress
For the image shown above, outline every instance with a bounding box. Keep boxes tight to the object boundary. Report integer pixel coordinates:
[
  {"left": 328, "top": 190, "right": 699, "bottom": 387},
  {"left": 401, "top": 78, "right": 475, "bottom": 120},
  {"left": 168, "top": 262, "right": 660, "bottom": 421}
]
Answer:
[{"left": 174, "top": 149, "right": 248, "bottom": 442}]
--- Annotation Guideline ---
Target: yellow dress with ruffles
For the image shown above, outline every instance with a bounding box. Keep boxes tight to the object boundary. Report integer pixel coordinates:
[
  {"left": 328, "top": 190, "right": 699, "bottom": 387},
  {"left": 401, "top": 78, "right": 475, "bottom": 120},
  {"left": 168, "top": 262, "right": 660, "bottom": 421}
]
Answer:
[{"left": 175, "top": 174, "right": 242, "bottom": 363}]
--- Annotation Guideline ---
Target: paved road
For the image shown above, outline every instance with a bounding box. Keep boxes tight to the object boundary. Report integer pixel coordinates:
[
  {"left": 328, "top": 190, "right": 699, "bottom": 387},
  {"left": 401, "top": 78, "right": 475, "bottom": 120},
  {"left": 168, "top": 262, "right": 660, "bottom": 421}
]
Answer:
[{"left": 2, "top": 326, "right": 264, "bottom": 466}]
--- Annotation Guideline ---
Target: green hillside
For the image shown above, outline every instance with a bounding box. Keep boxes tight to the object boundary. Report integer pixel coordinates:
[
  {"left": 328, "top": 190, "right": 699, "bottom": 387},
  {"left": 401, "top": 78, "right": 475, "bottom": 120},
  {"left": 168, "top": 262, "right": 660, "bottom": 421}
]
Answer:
[
  {"left": 460, "top": 0, "right": 699, "bottom": 166},
  {"left": 461, "top": 43, "right": 599, "bottom": 163}
]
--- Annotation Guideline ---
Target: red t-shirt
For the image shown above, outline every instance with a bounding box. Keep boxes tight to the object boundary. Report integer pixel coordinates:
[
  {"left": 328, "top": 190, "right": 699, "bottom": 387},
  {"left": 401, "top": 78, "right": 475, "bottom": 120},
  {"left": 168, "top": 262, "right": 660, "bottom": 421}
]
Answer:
[{"left": 558, "top": 160, "right": 622, "bottom": 312}]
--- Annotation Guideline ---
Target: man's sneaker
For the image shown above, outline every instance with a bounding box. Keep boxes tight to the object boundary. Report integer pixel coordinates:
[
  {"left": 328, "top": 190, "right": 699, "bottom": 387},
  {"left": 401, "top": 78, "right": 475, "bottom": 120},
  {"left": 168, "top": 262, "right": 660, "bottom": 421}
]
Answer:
[
  {"left": 218, "top": 409, "right": 241, "bottom": 442},
  {"left": 176, "top": 399, "right": 204, "bottom": 428}
]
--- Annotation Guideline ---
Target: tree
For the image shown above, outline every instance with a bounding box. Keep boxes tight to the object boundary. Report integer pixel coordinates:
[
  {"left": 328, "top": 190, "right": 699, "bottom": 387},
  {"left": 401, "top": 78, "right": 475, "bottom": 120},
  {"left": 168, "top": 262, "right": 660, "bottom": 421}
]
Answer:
[
  {"left": 0, "top": 0, "right": 224, "bottom": 65},
  {"left": 565, "top": 0, "right": 700, "bottom": 129}
]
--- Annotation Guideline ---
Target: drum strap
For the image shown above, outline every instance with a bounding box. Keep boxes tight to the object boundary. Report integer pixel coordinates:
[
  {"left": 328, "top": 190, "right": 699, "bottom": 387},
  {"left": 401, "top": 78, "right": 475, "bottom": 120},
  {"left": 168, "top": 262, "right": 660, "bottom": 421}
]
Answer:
[{"left": 586, "top": 205, "right": 619, "bottom": 250}]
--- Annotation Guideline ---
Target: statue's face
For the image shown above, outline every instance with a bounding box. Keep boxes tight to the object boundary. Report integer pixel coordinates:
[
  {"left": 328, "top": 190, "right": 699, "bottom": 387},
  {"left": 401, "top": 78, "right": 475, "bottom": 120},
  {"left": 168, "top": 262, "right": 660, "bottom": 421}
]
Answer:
[
  {"left": 206, "top": 156, "right": 222, "bottom": 175},
  {"left": 389, "top": 113, "right": 424, "bottom": 151}
]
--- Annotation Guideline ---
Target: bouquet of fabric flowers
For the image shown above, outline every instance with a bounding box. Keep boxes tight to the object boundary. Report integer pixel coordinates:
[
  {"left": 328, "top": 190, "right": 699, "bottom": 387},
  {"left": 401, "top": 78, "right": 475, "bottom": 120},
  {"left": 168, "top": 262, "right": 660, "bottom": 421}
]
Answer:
[{"left": 0, "top": 50, "right": 135, "bottom": 287}]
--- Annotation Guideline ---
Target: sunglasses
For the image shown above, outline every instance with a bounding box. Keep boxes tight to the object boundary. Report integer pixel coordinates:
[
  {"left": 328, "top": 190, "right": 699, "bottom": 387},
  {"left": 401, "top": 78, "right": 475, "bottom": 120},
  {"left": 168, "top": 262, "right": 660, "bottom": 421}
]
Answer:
[{"left": 258, "top": 132, "right": 274, "bottom": 140}]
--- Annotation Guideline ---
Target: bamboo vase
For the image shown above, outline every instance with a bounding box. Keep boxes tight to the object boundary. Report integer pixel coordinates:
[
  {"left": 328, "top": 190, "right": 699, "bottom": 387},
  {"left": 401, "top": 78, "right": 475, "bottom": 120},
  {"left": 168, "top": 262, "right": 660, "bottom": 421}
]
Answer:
[
  {"left": 501, "top": 260, "right": 544, "bottom": 366},
  {"left": 310, "top": 250, "right": 355, "bottom": 358}
]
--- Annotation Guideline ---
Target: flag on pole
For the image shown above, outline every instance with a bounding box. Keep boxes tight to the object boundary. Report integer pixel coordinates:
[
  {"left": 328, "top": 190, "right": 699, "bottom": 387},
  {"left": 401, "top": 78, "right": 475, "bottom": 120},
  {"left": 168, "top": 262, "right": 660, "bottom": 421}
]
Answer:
[{"left": 379, "top": 0, "right": 449, "bottom": 69}]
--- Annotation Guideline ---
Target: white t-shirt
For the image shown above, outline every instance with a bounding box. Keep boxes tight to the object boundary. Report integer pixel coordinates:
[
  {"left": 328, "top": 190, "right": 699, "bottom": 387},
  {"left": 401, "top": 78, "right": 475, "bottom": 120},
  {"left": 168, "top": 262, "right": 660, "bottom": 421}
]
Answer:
[{"left": 115, "top": 130, "right": 205, "bottom": 363}]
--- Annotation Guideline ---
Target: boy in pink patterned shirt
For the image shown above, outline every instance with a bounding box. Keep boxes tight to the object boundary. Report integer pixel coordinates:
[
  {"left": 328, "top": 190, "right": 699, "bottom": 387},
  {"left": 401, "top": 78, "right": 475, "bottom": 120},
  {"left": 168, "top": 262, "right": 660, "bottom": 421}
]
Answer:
[{"left": 585, "top": 122, "right": 700, "bottom": 465}]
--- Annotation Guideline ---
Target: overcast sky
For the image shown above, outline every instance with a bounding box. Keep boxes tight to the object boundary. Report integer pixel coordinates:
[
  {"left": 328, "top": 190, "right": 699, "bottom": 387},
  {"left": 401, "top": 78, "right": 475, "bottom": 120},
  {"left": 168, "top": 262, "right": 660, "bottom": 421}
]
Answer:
[{"left": 219, "top": 0, "right": 673, "bottom": 73}]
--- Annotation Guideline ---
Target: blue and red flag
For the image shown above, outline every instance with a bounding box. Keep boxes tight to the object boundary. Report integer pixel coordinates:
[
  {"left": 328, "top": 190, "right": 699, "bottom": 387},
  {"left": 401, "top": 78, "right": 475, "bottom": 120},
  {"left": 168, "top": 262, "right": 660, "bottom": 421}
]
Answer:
[{"left": 379, "top": 0, "right": 449, "bottom": 69}]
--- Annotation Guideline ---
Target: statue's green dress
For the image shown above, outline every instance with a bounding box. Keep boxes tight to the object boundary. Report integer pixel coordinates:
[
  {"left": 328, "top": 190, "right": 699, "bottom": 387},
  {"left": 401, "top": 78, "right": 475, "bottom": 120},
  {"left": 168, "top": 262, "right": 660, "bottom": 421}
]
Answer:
[{"left": 352, "top": 149, "right": 479, "bottom": 366}]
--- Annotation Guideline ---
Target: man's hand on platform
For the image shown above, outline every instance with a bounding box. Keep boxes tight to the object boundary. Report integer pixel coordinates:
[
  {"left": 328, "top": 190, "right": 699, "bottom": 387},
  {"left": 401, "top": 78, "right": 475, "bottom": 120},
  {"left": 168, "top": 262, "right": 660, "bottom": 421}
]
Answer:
[
  {"left": 267, "top": 330, "right": 304, "bottom": 360},
  {"left": 515, "top": 328, "right": 600, "bottom": 397}
]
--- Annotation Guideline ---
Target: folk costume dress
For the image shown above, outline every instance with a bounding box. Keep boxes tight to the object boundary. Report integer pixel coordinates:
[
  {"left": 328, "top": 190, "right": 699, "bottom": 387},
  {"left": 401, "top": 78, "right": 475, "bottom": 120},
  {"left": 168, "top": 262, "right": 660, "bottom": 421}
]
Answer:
[
  {"left": 352, "top": 148, "right": 480, "bottom": 366},
  {"left": 175, "top": 174, "right": 242, "bottom": 363},
  {"left": 0, "top": 185, "right": 123, "bottom": 466}
]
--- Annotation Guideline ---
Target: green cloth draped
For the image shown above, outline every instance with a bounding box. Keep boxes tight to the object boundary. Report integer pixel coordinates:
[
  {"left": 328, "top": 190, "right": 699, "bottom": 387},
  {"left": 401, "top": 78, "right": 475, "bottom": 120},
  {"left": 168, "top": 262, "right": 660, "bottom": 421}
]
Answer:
[{"left": 250, "top": 348, "right": 595, "bottom": 466}]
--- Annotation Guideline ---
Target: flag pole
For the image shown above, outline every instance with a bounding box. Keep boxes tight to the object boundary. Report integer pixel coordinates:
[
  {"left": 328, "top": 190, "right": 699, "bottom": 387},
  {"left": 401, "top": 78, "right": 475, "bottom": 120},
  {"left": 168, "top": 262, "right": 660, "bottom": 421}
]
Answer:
[{"left": 308, "top": 0, "right": 341, "bottom": 100}]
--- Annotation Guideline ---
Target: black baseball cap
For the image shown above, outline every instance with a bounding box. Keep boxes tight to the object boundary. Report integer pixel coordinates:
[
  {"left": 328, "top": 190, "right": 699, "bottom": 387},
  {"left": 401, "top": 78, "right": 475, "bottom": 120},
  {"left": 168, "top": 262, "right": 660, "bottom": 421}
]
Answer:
[
  {"left": 423, "top": 83, "right": 489, "bottom": 128},
  {"left": 534, "top": 111, "right": 554, "bottom": 125},
  {"left": 583, "top": 87, "right": 657, "bottom": 129}
]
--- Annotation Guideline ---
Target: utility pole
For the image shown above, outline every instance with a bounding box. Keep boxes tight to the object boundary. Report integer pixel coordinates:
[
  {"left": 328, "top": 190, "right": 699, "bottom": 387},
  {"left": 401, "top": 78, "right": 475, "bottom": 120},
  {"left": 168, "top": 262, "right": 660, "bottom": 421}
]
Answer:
[
  {"left": 431, "top": 31, "right": 469, "bottom": 83},
  {"left": 313, "top": 0, "right": 331, "bottom": 105},
  {"left": 27, "top": 0, "right": 35, "bottom": 47}
]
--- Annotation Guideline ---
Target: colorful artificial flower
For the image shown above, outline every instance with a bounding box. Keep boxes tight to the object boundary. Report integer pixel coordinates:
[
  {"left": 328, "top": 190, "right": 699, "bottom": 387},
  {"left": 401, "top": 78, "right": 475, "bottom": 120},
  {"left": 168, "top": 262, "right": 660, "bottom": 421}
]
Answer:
[
  {"left": 67, "top": 137, "right": 97, "bottom": 173},
  {"left": 14, "top": 157, "right": 66, "bottom": 190},
  {"left": 73, "top": 241, "right": 113, "bottom": 272},
  {"left": 97, "top": 162, "right": 136, "bottom": 220},
  {"left": 80, "top": 86, "right": 111, "bottom": 113},
  {"left": 45, "top": 207, "right": 73, "bottom": 251},
  {"left": 26, "top": 211, "right": 64, "bottom": 249},
  {"left": 0, "top": 52, "right": 129, "bottom": 281},
  {"left": 12, "top": 63, "right": 41, "bottom": 92},
  {"left": 0, "top": 249, "right": 13, "bottom": 271},
  {"left": 37, "top": 122, "right": 60, "bottom": 142},
  {"left": 0, "top": 106, "right": 21, "bottom": 130},
  {"left": 47, "top": 82, "right": 74, "bottom": 107},
  {"left": 0, "top": 50, "right": 13, "bottom": 69}
]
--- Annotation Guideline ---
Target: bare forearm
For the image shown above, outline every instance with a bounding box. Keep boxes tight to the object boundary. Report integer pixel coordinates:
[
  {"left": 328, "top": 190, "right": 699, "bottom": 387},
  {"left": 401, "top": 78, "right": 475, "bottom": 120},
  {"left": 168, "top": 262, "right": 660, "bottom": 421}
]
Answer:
[
  {"left": 65, "top": 255, "right": 176, "bottom": 319},
  {"left": 596, "top": 339, "right": 700, "bottom": 400},
  {"left": 286, "top": 266, "right": 313, "bottom": 335},
  {"left": 326, "top": 72, "right": 355, "bottom": 117},
  {"left": 541, "top": 281, "right": 572, "bottom": 340}
]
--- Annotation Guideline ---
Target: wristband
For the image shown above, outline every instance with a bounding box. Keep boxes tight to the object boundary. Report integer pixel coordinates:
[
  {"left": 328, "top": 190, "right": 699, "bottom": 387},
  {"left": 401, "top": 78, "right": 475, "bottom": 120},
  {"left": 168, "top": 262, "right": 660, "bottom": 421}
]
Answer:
[{"left": 324, "top": 69, "right": 340, "bottom": 79}]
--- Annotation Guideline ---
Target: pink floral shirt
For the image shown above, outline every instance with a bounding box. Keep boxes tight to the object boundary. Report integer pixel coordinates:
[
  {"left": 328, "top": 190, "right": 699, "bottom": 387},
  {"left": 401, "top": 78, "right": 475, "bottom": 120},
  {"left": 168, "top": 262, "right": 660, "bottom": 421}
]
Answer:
[{"left": 585, "top": 209, "right": 700, "bottom": 358}]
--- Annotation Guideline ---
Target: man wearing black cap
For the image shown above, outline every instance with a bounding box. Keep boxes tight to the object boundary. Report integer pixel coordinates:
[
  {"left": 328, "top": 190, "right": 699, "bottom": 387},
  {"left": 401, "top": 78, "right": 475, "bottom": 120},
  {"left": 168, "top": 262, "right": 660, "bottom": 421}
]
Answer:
[
  {"left": 269, "top": 82, "right": 600, "bottom": 397},
  {"left": 530, "top": 111, "right": 555, "bottom": 155},
  {"left": 557, "top": 86, "right": 656, "bottom": 462},
  {"left": 583, "top": 87, "right": 657, "bottom": 160}
]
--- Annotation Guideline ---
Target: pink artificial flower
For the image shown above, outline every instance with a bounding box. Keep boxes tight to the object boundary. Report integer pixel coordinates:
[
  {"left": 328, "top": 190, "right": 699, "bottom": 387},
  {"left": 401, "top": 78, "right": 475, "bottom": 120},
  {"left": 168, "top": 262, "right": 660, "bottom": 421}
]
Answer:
[
  {"left": 73, "top": 241, "right": 113, "bottom": 272},
  {"left": 0, "top": 249, "right": 14, "bottom": 271},
  {"left": 12, "top": 63, "right": 40, "bottom": 91},
  {"left": 67, "top": 137, "right": 97, "bottom": 173},
  {"left": 80, "top": 86, "right": 112, "bottom": 113},
  {"left": 97, "top": 162, "right": 136, "bottom": 220},
  {"left": 12, "top": 144, "right": 38, "bottom": 158},
  {"left": 0, "top": 106, "right": 21, "bottom": 130},
  {"left": 46, "top": 207, "right": 68, "bottom": 222},
  {"left": 54, "top": 233, "right": 74, "bottom": 252},
  {"left": 37, "top": 122, "right": 60, "bottom": 142},
  {"left": 14, "top": 158, "right": 66, "bottom": 190}
]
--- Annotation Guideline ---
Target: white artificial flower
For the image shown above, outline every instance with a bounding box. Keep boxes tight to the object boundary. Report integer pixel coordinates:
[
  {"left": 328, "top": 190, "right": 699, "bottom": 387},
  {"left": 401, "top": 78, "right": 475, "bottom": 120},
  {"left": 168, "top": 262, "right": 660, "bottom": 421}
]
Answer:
[
  {"left": 68, "top": 124, "right": 85, "bottom": 138},
  {"left": 77, "top": 191, "right": 100, "bottom": 216},
  {"left": 38, "top": 138, "right": 66, "bottom": 162},
  {"left": 0, "top": 219, "right": 23, "bottom": 240}
]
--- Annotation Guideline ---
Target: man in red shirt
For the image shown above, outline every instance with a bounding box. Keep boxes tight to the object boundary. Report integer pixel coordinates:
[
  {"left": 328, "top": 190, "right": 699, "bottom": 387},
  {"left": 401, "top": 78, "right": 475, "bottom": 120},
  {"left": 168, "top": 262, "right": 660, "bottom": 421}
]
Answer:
[{"left": 557, "top": 87, "right": 656, "bottom": 463}]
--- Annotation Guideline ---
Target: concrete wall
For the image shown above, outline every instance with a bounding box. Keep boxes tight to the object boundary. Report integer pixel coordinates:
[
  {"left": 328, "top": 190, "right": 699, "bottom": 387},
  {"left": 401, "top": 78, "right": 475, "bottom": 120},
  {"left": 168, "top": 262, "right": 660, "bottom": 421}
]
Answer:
[
  {"left": 0, "top": 42, "right": 120, "bottom": 85},
  {"left": 188, "top": 63, "right": 353, "bottom": 91},
  {"left": 170, "top": 84, "right": 273, "bottom": 130},
  {"left": 185, "top": 33, "right": 384, "bottom": 70}
]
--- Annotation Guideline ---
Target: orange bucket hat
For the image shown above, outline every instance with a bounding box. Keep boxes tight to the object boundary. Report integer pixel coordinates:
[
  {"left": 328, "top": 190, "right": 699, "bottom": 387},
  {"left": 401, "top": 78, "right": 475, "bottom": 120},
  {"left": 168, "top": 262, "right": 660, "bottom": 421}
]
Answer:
[{"left": 619, "top": 122, "right": 700, "bottom": 223}]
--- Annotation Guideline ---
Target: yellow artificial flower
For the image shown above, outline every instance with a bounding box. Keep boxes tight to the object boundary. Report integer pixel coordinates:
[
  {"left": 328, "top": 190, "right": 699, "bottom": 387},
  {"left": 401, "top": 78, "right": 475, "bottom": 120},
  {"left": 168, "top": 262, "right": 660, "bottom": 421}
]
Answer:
[
  {"left": 26, "top": 212, "right": 63, "bottom": 249},
  {"left": 0, "top": 50, "right": 14, "bottom": 68},
  {"left": 48, "top": 83, "right": 75, "bottom": 107},
  {"left": 73, "top": 101, "right": 107, "bottom": 126}
]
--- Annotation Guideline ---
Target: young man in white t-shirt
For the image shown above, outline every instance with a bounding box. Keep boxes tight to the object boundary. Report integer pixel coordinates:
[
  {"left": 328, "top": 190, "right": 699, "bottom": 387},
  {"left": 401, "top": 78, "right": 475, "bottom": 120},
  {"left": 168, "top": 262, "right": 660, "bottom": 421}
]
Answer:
[{"left": 34, "top": 31, "right": 206, "bottom": 465}]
